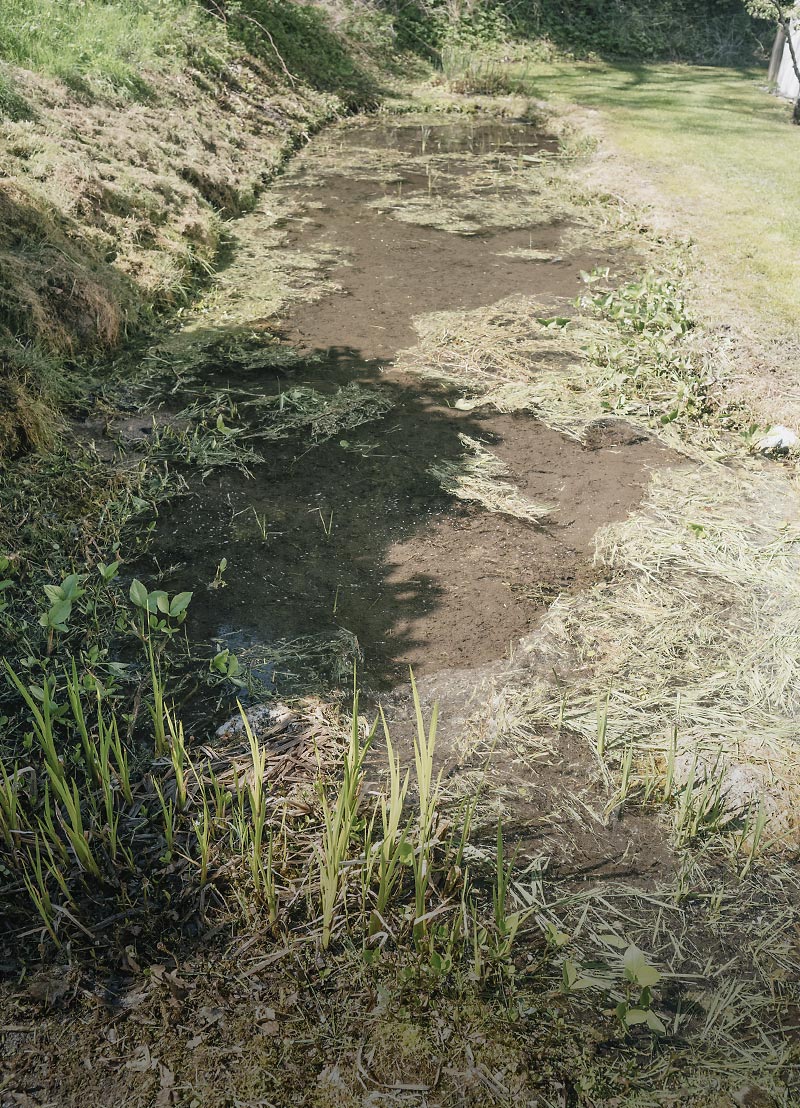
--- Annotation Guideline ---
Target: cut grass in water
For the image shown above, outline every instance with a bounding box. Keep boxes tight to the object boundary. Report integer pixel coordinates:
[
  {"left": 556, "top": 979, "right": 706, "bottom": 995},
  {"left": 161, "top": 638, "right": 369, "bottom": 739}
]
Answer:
[
  {"left": 254, "top": 383, "right": 393, "bottom": 442},
  {"left": 234, "top": 629, "right": 363, "bottom": 694}
]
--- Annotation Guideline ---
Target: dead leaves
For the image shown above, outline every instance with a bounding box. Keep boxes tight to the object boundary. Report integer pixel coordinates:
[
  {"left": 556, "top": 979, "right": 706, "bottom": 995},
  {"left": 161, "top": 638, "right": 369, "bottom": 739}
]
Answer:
[
  {"left": 24, "top": 974, "right": 72, "bottom": 1009},
  {"left": 149, "top": 964, "right": 190, "bottom": 1005},
  {"left": 125, "top": 1045, "right": 177, "bottom": 1107},
  {"left": 209, "top": 698, "right": 354, "bottom": 805}
]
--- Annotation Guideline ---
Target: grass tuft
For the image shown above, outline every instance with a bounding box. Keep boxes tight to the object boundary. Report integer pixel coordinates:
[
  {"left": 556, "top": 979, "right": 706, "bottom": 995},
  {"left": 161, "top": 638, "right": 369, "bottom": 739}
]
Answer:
[{"left": 0, "top": 0, "right": 216, "bottom": 101}]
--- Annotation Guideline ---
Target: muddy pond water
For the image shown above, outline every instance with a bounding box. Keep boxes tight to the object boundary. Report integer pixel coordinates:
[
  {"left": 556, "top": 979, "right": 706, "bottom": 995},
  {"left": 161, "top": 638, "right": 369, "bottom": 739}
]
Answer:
[{"left": 144, "top": 116, "right": 669, "bottom": 707}]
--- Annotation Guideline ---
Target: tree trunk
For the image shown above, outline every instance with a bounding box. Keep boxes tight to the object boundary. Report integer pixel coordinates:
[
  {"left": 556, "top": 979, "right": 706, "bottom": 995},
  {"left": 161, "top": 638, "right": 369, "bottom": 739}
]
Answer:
[
  {"left": 769, "top": 25, "right": 786, "bottom": 83},
  {"left": 780, "top": 13, "right": 800, "bottom": 119}
]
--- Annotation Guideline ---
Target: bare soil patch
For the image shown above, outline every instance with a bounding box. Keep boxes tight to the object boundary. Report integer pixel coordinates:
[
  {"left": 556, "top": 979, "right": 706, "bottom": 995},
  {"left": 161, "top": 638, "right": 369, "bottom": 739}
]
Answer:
[
  {"left": 376, "top": 411, "right": 670, "bottom": 677},
  {"left": 145, "top": 115, "right": 672, "bottom": 701}
]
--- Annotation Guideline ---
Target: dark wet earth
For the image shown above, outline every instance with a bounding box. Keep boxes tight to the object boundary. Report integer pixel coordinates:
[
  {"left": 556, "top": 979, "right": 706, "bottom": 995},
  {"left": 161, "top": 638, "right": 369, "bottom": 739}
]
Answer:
[{"left": 141, "top": 117, "right": 670, "bottom": 702}]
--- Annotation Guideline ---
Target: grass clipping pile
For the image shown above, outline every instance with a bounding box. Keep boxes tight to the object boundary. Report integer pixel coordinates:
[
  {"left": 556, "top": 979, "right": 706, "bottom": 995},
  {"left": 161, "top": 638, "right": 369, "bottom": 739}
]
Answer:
[
  {"left": 402, "top": 272, "right": 800, "bottom": 843},
  {"left": 429, "top": 432, "right": 553, "bottom": 523},
  {"left": 399, "top": 271, "right": 715, "bottom": 450},
  {"left": 255, "top": 382, "right": 393, "bottom": 442},
  {"left": 522, "top": 463, "right": 800, "bottom": 841}
]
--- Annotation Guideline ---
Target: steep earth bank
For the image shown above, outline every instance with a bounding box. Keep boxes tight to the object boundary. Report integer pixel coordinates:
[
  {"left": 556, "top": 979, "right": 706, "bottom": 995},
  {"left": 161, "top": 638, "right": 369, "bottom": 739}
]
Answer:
[{"left": 0, "top": 6, "right": 382, "bottom": 455}]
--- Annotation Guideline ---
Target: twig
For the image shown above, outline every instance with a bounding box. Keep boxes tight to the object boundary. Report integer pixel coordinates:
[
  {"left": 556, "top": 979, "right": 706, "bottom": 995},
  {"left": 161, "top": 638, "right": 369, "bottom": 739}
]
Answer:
[{"left": 205, "top": 1, "right": 297, "bottom": 86}]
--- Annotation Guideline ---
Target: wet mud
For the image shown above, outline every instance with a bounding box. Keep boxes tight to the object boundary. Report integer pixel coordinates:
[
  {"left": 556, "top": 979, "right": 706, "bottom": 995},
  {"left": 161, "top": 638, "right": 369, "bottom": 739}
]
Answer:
[{"left": 145, "top": 116, "right": 671, "bottom": 700}]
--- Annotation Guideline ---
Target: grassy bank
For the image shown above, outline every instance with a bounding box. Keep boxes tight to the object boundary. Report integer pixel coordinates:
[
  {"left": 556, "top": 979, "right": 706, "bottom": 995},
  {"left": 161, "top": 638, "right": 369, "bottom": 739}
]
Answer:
[
  {"left": 517, "top": 61, "right": 800, "bottom": 331},
  {"left": 0, "top": 0, "right": 205, "bottom": 96},
  {"left": 0, "top": 0, "right": 389, "bottom": 456}
]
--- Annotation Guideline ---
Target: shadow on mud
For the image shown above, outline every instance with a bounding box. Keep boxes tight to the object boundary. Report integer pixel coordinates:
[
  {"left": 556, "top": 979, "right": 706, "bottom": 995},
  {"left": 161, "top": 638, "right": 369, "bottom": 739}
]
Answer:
[
  {"left": 143, "top": 334, "right": 498, "bottom": 699},
  {"left": 135, "top": 114, "right": 670, "bottom": 722}
]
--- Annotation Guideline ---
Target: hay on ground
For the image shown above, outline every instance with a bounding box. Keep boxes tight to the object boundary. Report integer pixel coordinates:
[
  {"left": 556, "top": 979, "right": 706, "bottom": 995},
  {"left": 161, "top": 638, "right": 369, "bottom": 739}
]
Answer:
[
  {"left": 207, "top": 698, "right": 354, "bottom": 816},
  {"left": 368, "top": 188, "right": 566, "bottom": 235},
  {"left": 429, "top": 433, "right": 553, "bottom": 523},
  {"left": 399, "top": 294, "right": 724, "bottom": 457},
  {"left": 515, "top": 463, "right": 800, "bottom": 840},
  {"left": 398, "top": 295, "right": 607, "bottom": 439}
]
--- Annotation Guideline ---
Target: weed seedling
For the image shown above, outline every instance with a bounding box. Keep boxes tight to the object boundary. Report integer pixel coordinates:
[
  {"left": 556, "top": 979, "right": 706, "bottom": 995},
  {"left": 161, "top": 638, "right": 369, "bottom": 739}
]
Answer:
[
  {"left": 251, "top": 507, "right": 270, "bottom": 541},
  {"left": 210, "top": 558, "right": 228, "bottom": 589}
]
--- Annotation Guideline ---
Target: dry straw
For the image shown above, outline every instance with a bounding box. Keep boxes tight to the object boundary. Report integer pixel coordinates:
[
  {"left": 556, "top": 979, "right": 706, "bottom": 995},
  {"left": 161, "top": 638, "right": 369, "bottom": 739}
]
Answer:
[
  {"left": 517, "top": 463, "right": 800, "bottom": 838},
  {"left": 428, "top": 433, "right": 553, "bottom": 523}
]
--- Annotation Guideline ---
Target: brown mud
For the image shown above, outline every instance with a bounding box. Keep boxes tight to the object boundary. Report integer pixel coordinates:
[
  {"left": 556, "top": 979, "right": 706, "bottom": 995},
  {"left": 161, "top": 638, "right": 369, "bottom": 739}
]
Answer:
[{"left": 144, "top": 116, "right": 673, "bottom": 702}]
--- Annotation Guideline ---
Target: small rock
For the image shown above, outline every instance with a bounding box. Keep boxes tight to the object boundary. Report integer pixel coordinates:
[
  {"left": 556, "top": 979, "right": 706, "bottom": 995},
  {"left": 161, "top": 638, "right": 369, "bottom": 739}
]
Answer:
[{"left": 754, "top": 425, "right": 799, "bottom": 455}]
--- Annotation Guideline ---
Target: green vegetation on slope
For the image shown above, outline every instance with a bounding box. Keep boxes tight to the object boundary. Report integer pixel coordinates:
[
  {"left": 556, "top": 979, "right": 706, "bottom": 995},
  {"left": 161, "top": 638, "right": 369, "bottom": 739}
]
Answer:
[
  {"left": 381, "top": 0, "right": 771, "bottom": 65},
  {"left": 0, "top": 0, "right": 215, "bottom": 99},
  {"left": 509, "top": 0, "right": 772, "bottom": 64},
  {"left": 0, "top": 0, "right": 389, "bottom": 112},
  {"left": 0, "top": 0, "right": 390, "bottom": 458},
  {"left": 227, "top": 0, "right": 388, "bottom": 106}
]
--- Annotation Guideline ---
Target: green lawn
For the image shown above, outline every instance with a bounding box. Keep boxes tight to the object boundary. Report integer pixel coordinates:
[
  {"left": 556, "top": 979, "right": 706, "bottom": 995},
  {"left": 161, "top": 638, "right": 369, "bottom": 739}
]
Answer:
[{"left": 520, "top": 61, "right": 800, "bottom": 329}]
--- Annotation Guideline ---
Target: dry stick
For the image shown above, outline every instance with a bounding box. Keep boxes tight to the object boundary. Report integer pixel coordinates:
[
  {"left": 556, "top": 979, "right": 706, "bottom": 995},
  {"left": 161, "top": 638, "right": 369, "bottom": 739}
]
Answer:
[
  {"left": 238, "top": 12, "right": 297, "bottom": 86},
  {"left": 205, "top": 0, "right": 297, "bottom": 86}
]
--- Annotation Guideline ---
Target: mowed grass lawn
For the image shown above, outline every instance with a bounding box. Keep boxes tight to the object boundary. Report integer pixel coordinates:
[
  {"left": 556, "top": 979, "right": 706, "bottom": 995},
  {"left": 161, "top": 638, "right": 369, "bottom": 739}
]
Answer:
[{"left": 521, "top": 61, "right": 800, "bottom": 329}]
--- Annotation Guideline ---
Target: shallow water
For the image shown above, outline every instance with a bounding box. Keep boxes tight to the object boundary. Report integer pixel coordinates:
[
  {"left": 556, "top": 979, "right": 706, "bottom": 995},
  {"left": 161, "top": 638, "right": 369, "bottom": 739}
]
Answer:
[
  {"left": 334, "top": 117, "right": 560, "bottom": 156},
  {"left": 143, "top": 117, "right": 667, "bottom": 703}
]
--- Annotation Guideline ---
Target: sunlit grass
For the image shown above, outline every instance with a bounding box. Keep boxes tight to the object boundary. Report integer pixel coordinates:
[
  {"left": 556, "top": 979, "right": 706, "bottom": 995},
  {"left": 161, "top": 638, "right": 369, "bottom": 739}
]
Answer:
[
  {"left": 0, "top": 0, "right": 216, "bottom": 98},
  {"left": 518, "top": 60, "right": 800, "bottom": 328}
]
